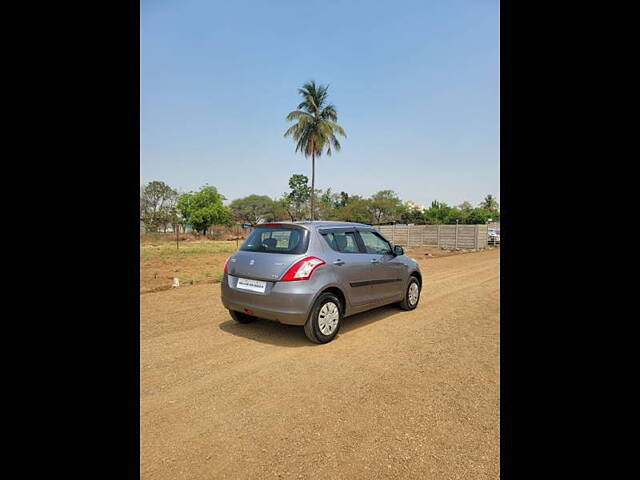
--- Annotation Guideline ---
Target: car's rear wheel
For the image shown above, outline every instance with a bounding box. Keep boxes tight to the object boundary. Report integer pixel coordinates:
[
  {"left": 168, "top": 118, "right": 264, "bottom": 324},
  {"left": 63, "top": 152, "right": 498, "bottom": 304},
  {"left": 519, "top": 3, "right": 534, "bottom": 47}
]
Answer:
[
  {"left": 399, "top": 276, "right": 421, "bottom": 310},
  {"left": 304, "top": 292, "right": 342, "bottom": 344},
  {"left": 229, "top": 309, "right": 256, "bottom": 323}
]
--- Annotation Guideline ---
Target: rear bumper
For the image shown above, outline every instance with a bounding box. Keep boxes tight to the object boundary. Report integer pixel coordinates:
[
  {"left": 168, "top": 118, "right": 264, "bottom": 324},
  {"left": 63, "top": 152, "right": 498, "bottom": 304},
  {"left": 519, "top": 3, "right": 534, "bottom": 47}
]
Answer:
[{"left": 220, "top": 274, "right": 316, "bottom": 326}]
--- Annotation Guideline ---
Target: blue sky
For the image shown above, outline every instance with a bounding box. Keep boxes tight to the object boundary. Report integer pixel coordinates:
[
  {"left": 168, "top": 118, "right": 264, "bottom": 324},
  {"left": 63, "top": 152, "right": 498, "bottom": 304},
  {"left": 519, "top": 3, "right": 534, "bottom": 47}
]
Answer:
[{"left": 141, "top": 0, "right": 499, "bottom": 208}]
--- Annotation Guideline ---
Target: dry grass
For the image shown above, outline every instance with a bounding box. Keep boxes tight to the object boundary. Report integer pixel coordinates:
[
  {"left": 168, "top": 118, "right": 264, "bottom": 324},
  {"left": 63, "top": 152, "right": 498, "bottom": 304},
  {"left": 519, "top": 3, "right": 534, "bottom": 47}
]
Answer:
[
  {"left": 141, "top": 240, "right": 238, "bottom": 257},
  {"left": 140, "top": 239, "right": 237, "bottom": 292}
]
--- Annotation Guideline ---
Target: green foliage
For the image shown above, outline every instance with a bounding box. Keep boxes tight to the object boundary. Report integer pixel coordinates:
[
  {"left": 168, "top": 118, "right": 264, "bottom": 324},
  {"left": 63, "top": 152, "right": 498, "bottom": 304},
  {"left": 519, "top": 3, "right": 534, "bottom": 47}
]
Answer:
[
  {"left": 276, "top": 174, "right": 312, "bottom": 221},
  {"left": 480, "top": 194, "right": 499, "bottom": 212},
  {"left": 320, "top": 188, "right": 337, "bottom": 209},
  {"left": 317, "top": 188, "right": 345, "bottom": 219},
  {"left": 331, "top": 195, "right": 372, "bottom": 223},
  {"left": 398, "top": 205, "right": 425, "bottom": 224},
  {"left": 288, "top": 174, "right": 311, "bottom": 206},
  {"left": 424, "top": 200, "right": 455, "bottom": 224},
  {"left": 229, "top": 195, "right": 274, "bottom": 225},
  {"left": 338, "top": 191, "right": 349, "bottom": 208},
  {"left": 421, "top": 199, "right": 500, "bottom": 225},
  {"left": 140, "top": 181, "right": 179, "bottom": 232},
  {"left": 142, "top": 178, "right": 499, "bottom": 231},
  {"left": 295, "top": 189, "right": 502, "bottom": 226},
  {"left": 451, "top": 202, "right": 470, "bottom": 224},
  {"left": 271, "top": 196, "right": 296, "bottom": 221},
  {"left": 284, "top": 81, "right": 347, "bottom": 158},
  {"left": 177, "top": 185, "right": 232, "bottom": 234},
  {"left": 368, "top": 190, "right": 402, "bottom": 224},
  {"left": 466, "top": 208, "right": 498, "bottom": 224}
]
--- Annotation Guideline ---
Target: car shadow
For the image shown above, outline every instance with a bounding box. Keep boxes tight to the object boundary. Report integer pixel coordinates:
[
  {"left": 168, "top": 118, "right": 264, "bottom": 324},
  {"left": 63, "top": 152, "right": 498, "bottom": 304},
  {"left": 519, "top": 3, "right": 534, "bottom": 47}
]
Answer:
[{"left": 218, "top": 303, "right": 403, "bottom": 348}]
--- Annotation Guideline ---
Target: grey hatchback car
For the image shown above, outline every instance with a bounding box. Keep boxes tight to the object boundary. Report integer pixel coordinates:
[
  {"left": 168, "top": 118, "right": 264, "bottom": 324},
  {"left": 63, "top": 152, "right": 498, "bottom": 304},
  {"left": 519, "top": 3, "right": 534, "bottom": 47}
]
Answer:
[{"left": 221, "top": 221, "right": 422, "bottom": 343}]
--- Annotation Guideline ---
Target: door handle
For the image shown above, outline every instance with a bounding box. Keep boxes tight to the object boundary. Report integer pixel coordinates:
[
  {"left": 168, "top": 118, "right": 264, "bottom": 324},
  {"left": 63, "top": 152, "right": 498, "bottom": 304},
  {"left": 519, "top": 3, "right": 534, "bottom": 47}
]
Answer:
[
  {"left": 333, "top": 259, "right": 345, "bottom": 266},
  {"left": 370, "top": 258, "right": 379, "bottom": 263}
]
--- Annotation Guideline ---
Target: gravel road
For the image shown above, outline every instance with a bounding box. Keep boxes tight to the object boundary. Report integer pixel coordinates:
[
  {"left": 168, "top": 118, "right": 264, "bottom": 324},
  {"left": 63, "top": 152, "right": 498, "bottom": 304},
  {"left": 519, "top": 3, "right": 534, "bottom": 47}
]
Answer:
[{"left": 141, "top": 248, "right": 500, "bottom": 479}]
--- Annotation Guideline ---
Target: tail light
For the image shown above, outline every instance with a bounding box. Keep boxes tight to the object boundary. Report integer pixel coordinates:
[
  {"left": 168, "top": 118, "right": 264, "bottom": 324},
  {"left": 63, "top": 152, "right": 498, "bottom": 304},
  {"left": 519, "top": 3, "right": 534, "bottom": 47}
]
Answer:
[
  {"left": 223, "top": 256, "right": 231, "bottom": 274},
  {"left": 281, "top": 256, "right": 325, "bottom": 281}
]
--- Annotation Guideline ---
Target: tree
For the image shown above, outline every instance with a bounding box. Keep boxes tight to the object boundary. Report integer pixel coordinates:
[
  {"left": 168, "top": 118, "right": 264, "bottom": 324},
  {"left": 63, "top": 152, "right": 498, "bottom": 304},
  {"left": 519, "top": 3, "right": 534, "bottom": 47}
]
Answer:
[
  {"left": 332, "top": 196, "right": 372, "bottom": 224},
  {"left": 140, "top": 181, "right": 179, "bottom": 232},
  {"left": 229, "top": 195, "right": 274, "bottom": 225},
  {"left": 285, "top": 174, "right": 311, "bottom": 220},
  {"left": 368, "top": 190, "right": 402, "bottom": 224},
  {"left": 270, "top": 197, "right": 293, "bottom": 222},
  {"left": 320, "top": 188, "right": 337, "bottom": 210},
  {"left": 424, "top": 200, "right": 456, "bottom": 224},
  {"left": 458, "top": 201, "right": 473, "bottom": 212},
  {"left": 457, "top": 201, "right": 474, "bottom": 224},
  {"left": 338, "top": 191, "right": 349, "bottom": 208},
  {"left": 176, "top": 185, "right": 232, "bottom": 235},
  {"left": 398, "top": 201, "right": 425, "bottom": 224},
  {"left": 480, "top": 194, "right": 499, "bottom": 212},
  {"left": 160, "top": 207, "right": 181, "bottom": 232},
  {"left": 284, "top": 81, "right": 347, "bottom": 221},
  {"left": 317, "top": 188, "right": 343, "bottom": 219},
  {"left": 466, "top": 208, "right": 495, "bottom": 224}
]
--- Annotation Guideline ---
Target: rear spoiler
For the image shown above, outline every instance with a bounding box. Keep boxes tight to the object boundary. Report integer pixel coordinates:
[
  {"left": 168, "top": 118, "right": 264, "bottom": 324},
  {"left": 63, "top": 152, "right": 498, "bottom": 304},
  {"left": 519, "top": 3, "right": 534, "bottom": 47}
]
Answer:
[{"left": 255, "top": 223, "right": 308, "bottom": 230}]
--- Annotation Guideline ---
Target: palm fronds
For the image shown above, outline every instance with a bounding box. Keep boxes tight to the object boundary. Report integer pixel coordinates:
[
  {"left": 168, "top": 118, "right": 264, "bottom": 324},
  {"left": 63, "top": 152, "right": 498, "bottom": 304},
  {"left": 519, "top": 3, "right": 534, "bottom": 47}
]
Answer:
[{"left": 284, "top": 80, "right": 346, "bottom": 159}]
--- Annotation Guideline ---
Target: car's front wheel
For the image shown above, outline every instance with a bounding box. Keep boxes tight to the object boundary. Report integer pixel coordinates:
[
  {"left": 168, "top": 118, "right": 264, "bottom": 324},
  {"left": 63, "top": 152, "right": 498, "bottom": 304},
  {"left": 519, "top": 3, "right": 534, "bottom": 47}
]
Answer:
[
  {"left": 304, "top": 292, "right": 342, "bottom": 344},
  {"left": 399, "top": 276, "right": 421, "bottom": 310}
]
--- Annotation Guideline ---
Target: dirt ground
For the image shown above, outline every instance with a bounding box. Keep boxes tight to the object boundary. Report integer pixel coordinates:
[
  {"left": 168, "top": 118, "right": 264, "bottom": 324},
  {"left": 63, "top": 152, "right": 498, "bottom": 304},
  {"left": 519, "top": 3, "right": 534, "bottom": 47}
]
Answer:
[{"left": 140, "top": 248, "right": 500, "bottom": 479}]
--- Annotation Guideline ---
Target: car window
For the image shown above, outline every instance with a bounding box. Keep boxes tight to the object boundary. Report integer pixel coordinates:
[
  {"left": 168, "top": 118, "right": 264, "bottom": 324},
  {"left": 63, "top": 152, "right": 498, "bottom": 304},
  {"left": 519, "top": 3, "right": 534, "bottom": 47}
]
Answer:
[
  {"left": 240, "top": 227, "right": 308, "bottom": 254},
  {"left": 358, "top": 230, "right": 392, "bottom": 255},
  {"left": 321, "top": 232, "right": 361, "bottom": 253}
]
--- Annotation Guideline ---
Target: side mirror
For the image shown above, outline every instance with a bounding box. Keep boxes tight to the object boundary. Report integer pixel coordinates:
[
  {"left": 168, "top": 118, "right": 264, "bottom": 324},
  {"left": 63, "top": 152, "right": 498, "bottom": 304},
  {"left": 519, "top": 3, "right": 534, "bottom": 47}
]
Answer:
[{"left": 393, "top": 245, "right": 404, "bottom": 256}]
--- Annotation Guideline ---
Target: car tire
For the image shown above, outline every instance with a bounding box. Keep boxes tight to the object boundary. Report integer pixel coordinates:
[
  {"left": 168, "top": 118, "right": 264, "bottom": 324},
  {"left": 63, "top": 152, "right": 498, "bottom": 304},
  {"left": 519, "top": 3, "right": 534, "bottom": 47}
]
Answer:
[
  {"left": 229, "top": 309, "right": 256, "bottom": 324},
  {"left": 399, "top": 276, "right": 421, "bottom": 311},
  {"left": 304, "top": 292, "right": 343, "bottom": 344}
]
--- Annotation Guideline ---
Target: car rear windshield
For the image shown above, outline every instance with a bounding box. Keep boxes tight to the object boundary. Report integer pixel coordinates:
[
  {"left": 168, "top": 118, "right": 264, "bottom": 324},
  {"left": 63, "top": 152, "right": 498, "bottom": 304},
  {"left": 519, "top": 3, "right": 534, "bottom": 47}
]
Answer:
[{"left": 240, "top": 227, "right": 309, "bottom": 254}]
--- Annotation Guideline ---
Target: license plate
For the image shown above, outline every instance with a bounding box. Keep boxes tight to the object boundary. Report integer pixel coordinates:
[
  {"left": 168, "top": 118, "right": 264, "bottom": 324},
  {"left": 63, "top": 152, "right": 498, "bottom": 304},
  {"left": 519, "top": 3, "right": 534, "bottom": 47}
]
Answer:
[{"left": 236, "top": 278, "right": 267, "bottom": 293}]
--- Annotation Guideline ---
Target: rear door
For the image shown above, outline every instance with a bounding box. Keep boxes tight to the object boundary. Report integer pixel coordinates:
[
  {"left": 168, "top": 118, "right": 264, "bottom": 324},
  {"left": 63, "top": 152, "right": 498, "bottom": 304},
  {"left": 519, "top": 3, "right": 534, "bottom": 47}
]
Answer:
[
  {"left": 356, "top": 229, "right": 406, "bottom": 304},
  {"left": 318, "top": 228, "right": 375, "bottom": 307}
]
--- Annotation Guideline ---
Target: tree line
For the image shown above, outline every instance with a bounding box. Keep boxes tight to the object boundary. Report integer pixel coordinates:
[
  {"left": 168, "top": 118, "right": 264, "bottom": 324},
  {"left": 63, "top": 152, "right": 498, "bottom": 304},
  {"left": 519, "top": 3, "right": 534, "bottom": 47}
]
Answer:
[{"left": 140, "top": 176, "right": 500, "bottom": 234}]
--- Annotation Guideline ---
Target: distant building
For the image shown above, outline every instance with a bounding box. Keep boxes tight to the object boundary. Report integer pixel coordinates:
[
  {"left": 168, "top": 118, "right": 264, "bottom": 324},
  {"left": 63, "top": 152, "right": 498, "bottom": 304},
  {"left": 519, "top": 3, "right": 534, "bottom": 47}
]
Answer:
[
  {"left": 139, "top": 222, "right": 193, "bottom": 233},
  {"left": 404, "top": 200, "right": 425, "bottom": 211},
  {"left": 165, "top": 224, "right": 193, "bottom": 233}
]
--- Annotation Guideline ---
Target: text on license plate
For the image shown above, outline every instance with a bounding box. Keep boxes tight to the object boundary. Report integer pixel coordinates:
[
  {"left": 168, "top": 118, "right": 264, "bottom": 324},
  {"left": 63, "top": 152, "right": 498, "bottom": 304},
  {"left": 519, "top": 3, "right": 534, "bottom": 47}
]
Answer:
[{"left": 236, "top": 278, "right": 267, "bottom": 293}]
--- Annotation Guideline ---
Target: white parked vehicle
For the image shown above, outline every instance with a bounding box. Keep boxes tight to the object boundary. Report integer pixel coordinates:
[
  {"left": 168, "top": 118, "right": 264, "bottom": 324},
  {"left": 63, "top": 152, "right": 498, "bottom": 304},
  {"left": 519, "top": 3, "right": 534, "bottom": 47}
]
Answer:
[{"left": 488, "top": 229, "right": 500, "bottom": 245}]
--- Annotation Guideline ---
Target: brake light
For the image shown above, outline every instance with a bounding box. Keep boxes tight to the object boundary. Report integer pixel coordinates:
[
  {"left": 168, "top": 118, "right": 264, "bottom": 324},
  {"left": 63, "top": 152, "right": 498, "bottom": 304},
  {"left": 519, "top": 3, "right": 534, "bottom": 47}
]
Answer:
[
  {"left": 223, "top": 256, "right": 231, "bottom": 274},
  {"left": 281, "top": 256, "right": 325, "bottom": 281}
]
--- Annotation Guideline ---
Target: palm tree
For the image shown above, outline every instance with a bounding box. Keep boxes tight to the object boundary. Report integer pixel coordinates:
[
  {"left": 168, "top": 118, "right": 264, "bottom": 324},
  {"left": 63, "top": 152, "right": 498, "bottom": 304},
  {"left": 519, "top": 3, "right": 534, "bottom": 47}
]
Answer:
[
  {"left": 284, "top": 81, "right": 346, "bottom": 220},
  {"left": 481, "top": 194, "right": 499, "bottom": 211}
]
